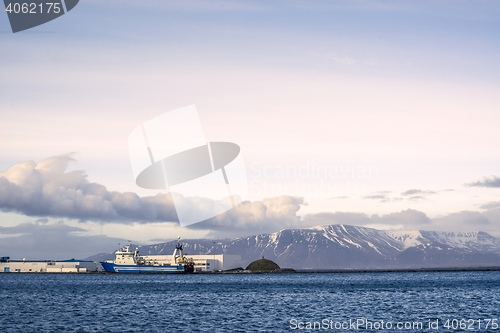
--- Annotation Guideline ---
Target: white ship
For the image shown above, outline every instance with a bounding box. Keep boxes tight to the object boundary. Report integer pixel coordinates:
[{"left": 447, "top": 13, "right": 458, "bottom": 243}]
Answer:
[{"left": 101, "top": 237, "right": 194, "bottom": 273}]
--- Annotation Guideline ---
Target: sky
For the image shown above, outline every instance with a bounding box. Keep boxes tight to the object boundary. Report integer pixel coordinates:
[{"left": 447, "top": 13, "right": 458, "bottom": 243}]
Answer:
[{"left": 1, "top": 0, "right": 500, "bottom": 259}]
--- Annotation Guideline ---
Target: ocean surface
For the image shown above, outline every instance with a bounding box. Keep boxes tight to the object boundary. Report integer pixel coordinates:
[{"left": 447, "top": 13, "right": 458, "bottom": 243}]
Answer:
[{"left": 1, "top": 271, "right": 500, "bottom": 332}]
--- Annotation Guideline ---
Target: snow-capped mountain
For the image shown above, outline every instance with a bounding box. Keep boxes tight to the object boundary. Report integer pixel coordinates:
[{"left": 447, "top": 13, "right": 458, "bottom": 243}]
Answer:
[
  {"left": 225, "top": 225, "right": 405, "bottom": 269},
  {"left": 387, "top": 230, "right": 500, "bottom": 268},
  {"left": 86, "top": 225, "right": 500, "bottom": 269},
  {"left": 388, "top": 230, "right": 500, "bottom": 252}
]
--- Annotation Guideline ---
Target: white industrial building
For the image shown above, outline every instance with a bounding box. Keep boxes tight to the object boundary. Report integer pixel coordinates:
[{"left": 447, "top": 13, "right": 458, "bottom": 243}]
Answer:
[
  {"left": 141, "top": 254, "right": 242, "bottom": 272},
  {"left": 0, "top": 257, "right": 99, "bottom": 273}
]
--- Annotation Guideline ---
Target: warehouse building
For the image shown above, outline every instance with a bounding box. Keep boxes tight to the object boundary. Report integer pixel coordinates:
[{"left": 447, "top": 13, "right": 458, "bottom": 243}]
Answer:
[
  {"left": 141, "top": 254, "right": 242, "bottom": 272},
  {"left": 0, "top": 257, "right": 99, "bottom": 273}
]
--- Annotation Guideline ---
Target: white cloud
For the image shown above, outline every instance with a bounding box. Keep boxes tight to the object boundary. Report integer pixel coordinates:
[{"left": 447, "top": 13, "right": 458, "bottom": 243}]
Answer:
[
  {"left": 372, "top": 209, "right": 431, "bottom": 226},
  {"left": 0, "top": 155, "right": 178, "bottom": 223},
  {"left": 0, "top": 156, "right": 310, "bottom": 238},
  {"left": 188, "top": 196, "right": 306, "bottom": 238},
  {"left": 467, "top": 176, "right": 500, "bottom": 188}
]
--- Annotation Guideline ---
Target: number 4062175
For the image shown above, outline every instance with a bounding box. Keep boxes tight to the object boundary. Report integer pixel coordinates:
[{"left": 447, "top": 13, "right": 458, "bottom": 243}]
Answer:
[
  {"left": 443, "top": 319, "right": 498, "bottom": 330},
  {"left": 5, "top": 3, "right": 61, "bottom": 14}
]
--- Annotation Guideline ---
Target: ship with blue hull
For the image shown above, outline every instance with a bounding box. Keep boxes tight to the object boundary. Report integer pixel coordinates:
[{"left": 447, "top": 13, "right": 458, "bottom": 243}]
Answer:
[{"left": 101, "top": 237, "right": 194, "bottom": 274}]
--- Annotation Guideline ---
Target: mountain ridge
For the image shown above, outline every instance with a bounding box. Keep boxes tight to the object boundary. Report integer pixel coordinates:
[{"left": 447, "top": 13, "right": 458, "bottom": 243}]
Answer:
[{"left": 86, "top": 224, "right": 500, "bottom": 269}]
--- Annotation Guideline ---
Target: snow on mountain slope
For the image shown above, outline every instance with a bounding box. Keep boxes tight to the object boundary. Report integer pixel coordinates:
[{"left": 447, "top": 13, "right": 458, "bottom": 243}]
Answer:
[
  {"left": 387, "top": 230, "right": 500, "bottom": 253},
  {"left": 386, "top": 230, "right": 423, "bottom": 248}
]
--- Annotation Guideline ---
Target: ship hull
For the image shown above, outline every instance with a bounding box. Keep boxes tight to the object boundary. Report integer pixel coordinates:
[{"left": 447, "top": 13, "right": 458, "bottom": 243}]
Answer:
[{"left": 100, "top": 262, "right": 185, "bottom": 273}]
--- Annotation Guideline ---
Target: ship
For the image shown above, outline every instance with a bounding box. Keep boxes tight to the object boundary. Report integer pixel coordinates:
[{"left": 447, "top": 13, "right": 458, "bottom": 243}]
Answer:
[{"left": 100, "top": 237, "right": 194, "bottom": 273}]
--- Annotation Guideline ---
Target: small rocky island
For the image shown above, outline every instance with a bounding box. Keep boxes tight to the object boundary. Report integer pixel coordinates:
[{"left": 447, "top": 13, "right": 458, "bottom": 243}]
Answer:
[{"left": 246, "top": 257, "right": 280, "bottom": 272}]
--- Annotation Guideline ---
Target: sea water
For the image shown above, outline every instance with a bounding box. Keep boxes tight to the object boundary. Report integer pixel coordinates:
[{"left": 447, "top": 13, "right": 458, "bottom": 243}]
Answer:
[{"left": 1, "top": 271, "right": 499, "bottom": 332}]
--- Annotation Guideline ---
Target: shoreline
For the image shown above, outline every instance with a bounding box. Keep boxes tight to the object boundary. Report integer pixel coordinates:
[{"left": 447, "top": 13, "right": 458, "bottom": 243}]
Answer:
[
  {"left": 3, "top": 266, "right": 500, "bottom": 274},
  {"left": 291, "top": 266, "right": 500, "bottom": 274}
]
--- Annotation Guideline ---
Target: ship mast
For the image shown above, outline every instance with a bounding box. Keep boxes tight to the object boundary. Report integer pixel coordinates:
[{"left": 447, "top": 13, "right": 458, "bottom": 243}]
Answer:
[{"left": 172, "top": 236, "right": 184, "bottom": 264}]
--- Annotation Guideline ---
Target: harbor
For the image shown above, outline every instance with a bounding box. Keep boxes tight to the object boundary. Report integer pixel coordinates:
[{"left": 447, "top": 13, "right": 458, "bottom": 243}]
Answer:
[{"left": 0, "top": 238, "right": 242, "bottom": 274}]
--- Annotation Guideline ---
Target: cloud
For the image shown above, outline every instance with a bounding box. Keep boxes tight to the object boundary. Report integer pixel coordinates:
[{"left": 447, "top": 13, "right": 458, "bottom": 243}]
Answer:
[
  {"left": 480, "top": 201, "right": 500, "bottom": 210},
  {"left": 0, "top": 221, "right": 84, "bottom": 235},
  {"left": 363, "top": 189, "right": 438, "bottom": 203},
  {"left": 467, "top": 176, "right": 500, "bottom": 188},
  {"left": 362, "top": 191, "right": 406, "bottom": 203},
  {"left": 363, "top": 194, "right": 389, "bottom": 201},
  {"left": 401, "top": 189, "right": 436, "bottom": 196},
  {"left": 148, "top": 238, "right": 175, "bottom": 243},
  {"left": 302, "top": 208, "right": 500, "bottom": 235},
  {"left": 407, "top": 196, "right": 427, "bottom": 201},
  {"left": 400, "top": 189, "right": 437, "bottom": 202},
  {"left": 433, "top": 211, "right": 491, "bottom": 227},
  {"left": 3, "top": 155, "right": 500, "bottom": 242},
  {"left": 302, "top": 209, "right": 431, "bottom": 229},
  {"left": 0, "top": 156, "right": 313, "bottom": 237},
  {"left": 3, "top": 194, "right": 500, "bottom": 259},
  {"left": 372, "top": 209, "right": 432, "bottom": 225},
  {"left": 302, "top": 212, "right": 372, "bottom": 226},
  {"left": 0, "top": 222, "right": 127, "bottom": 260},
  {"left": 362, "top": 191, "right": 392, "bottom": 202},
  {"left": 327, "top": 196, "right": 348, "bottom": 200},
  {"left": 186, "top": 197, "right": 442, "bottom": 238},
  {"left": 0, "top": 155, "right": 178, "bottom": 224},
  {"left": 188, "top": 196, "right": 306, "bottom": 238}
]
